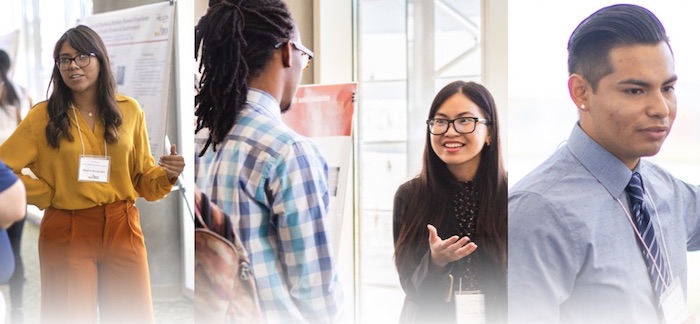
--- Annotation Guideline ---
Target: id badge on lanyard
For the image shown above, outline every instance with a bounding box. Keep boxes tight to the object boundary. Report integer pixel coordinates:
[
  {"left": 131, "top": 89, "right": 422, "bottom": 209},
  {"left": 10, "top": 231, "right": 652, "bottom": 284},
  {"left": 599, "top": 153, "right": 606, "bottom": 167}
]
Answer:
[
  {"left": 660, "top": 277, "right": 690, "bottom": 324},
  {"left": 78, "top": 155, "right": 110, "bottom": 183},
  {"left": 455, "top": 290, "right": 485, "bottom": 324},
  {"left": 453, "top": 276, "right": 486, "bottom": 324},
  {"left": 72, "top": 106, "right": 109, "bottom": 183}
]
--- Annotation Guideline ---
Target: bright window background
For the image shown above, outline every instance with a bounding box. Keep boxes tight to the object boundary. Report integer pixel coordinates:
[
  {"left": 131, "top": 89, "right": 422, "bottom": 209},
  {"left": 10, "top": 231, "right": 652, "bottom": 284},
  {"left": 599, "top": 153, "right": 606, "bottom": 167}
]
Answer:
[
  {"left": 357, "top": 0, "right": 482, "bottom": 322},
  {"left": 0, "top": 0, "right": 87, "bottom": 103},
  {"left": 0, "top": 0, "right": 89, "bottom": 236},
  {"left": 509, "top": 0, "right": 700, "bottom": 314}
]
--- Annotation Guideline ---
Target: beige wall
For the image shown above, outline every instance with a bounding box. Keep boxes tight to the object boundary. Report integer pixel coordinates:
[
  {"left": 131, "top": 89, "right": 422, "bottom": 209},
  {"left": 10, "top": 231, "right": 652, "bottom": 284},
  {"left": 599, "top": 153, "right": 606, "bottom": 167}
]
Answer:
[
  {"left": 93, "top": 0, "right": 163, "bottom": 13},
  {"left": 194, "top": 0, "right": 315, "bottom": 84},
  {"left": 195, "top": 0, "right": 207, "bottom": 21},
  {"left": 287, "top": 0, "right": 315, "bottom": 84}
]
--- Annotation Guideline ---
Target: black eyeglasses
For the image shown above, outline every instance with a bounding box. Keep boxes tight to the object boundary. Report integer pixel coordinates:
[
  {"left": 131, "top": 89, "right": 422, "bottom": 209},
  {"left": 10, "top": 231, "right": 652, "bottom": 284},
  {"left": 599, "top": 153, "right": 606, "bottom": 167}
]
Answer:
[
  {"left": 56, "top": 53, "right": 96, "bottom": 71},
  {"left": 274, "top": 40, "right": 314, "bottom": 71},
  {"left": 426, "top": 117, "right": 490, "bottom": 135}
]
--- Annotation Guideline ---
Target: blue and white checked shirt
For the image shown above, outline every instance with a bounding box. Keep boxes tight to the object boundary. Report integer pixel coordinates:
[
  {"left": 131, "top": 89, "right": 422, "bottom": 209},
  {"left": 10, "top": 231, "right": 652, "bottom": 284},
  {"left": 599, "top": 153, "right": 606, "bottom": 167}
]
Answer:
[
  {"left": 509, "top": 123, "right": 700, "bottom": 324},
  {"left": 195, "top": 89, "right": 342, "bottom": 323}
]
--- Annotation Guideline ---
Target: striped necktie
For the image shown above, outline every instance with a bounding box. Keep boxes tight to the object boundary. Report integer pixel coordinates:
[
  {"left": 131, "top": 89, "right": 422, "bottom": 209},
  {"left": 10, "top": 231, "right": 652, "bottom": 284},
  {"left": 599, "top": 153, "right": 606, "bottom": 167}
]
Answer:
[{"left": 625, "top": 172, "right": 671, "bottom": 301}]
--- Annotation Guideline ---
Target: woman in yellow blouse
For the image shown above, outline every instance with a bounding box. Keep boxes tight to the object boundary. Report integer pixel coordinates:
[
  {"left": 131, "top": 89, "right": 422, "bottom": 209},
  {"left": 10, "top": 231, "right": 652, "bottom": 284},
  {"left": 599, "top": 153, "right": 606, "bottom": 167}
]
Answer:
[{"left": 0, "top": 25, "right": 184, "bottom": 324}]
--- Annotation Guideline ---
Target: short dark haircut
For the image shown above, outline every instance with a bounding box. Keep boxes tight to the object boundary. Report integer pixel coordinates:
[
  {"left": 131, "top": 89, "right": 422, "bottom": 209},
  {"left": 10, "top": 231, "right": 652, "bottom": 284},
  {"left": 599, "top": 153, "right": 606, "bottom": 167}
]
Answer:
[
  {"left": 567, "top": 4, "right": 670, "bottom": 91},
  {"left": 195, "top": 0, "right": 295, "bottom": 156}
]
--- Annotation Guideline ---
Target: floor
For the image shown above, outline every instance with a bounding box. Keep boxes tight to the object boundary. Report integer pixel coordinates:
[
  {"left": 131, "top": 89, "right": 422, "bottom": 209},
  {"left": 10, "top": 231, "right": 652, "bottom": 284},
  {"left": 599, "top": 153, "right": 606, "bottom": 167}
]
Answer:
[{"left": 1, "top": 214, "right": 194, "bottom": 324}]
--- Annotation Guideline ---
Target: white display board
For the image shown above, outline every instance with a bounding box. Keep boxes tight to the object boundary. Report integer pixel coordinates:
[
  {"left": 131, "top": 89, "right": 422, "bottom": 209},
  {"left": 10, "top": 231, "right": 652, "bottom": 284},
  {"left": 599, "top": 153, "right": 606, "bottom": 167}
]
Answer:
[{"left": 79, "top": 2, "right": 175, "bottom": 159}]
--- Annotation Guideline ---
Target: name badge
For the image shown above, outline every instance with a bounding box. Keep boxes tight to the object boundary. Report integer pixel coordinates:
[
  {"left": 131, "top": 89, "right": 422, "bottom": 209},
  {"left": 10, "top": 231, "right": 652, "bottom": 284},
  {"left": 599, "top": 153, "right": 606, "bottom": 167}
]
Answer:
[
  {"left": 454, "top": 290, "right": 485, "bottom": 324},
  {"left": 78, "top": 155, "right": 110, "bottom": 183},
  {"left": 660, "top": 277, "right": 690, "bottom": 324}
]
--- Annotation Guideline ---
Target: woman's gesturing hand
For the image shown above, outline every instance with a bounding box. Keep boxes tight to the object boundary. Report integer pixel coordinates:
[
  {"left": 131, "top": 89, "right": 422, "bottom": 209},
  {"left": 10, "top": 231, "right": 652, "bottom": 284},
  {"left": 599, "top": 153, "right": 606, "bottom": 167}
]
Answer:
[{"left": 427, "top": 224, "right": 477, "bottom": 269}]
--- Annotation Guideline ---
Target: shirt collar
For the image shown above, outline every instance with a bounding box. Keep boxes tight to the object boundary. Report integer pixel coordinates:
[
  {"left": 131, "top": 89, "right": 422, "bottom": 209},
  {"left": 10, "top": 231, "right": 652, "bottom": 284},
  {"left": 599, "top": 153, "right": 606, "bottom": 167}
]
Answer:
[
  {"left": 566, "top": 123, "right": 635, "bottom": 198},
  {"left": 246, "top": 88, "right": 282, "bottom": 121}
]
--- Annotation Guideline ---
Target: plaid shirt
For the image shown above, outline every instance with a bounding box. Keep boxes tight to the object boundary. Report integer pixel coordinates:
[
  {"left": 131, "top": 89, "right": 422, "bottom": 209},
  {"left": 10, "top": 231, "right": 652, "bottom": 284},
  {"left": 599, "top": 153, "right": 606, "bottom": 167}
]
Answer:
[{"left": 195, "top": 89, "right": 342, "bottom": 323}]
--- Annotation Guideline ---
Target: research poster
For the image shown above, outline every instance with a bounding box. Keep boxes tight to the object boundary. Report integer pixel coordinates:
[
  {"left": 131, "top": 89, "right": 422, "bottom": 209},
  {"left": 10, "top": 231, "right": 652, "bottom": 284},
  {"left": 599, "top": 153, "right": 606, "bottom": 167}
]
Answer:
[
  {"left": 79, "top": 2, "right": 175, "bottom": 159},
  {"left": 282, "top": 83, "right": 357, "bottom": 254}
]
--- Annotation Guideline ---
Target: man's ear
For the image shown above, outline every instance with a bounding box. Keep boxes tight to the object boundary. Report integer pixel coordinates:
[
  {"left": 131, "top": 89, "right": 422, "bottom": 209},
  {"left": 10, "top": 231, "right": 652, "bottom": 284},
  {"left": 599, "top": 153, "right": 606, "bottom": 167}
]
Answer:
[
  {"left": 568, "top": 74, "right": 590, "bottom": 111},
  {"left": 279, "top": 41, "right": 292, "bottom": 68}
]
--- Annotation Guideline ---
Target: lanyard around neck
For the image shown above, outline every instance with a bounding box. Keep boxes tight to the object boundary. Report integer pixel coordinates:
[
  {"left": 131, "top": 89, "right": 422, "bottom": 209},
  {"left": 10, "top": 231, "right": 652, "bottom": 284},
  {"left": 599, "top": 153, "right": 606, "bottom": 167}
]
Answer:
[
  {"left": 615, "top": 187, "right": 674, "bottom": 289},
  {"left": 71, "top": 106, "right": 107, "bottom": 156}
]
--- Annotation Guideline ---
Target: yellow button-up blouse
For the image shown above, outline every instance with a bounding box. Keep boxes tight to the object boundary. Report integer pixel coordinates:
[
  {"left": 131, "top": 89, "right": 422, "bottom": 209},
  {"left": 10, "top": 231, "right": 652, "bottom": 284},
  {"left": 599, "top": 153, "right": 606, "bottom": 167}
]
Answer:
[{"left": 0, "top": 94, "right": 172, "bottom": 210}]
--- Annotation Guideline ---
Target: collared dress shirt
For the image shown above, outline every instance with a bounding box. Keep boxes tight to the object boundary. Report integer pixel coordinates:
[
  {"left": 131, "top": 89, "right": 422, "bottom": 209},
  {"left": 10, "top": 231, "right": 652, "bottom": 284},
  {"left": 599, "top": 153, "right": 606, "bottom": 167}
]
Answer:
[
  {"left": 195, "top": 88, "right": 342, "bottom": 323},
  {"left": 508, "top": 123, "right": 700, "bottom": 324}
]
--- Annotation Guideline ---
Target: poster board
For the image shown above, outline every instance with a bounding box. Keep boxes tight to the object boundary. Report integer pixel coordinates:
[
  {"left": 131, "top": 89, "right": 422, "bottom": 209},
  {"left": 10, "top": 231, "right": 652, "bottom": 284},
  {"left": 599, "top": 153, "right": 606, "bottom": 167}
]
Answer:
[
  {"left": 78, "top": 2, "right": 175, "bottom": 159},
  {"left": 282, "top": 83, "right": 357, "bottom": 255}
]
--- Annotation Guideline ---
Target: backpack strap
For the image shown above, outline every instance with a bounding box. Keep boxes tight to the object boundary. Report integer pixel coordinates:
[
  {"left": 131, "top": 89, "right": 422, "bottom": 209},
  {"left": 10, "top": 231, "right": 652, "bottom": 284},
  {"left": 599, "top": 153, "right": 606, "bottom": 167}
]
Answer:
[{"left": 194, "top": 187, "right": 234, "bottom": 242}]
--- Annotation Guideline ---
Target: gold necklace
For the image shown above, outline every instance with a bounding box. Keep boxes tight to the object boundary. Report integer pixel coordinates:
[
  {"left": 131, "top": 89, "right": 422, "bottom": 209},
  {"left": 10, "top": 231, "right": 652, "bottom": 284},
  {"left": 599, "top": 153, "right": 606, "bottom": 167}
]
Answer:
[
  {"left": 72, "top": 104, "right": 96, "bottom": 118},
  {"left": 77, "top": 108, "right": 95, "bottom": 117}
]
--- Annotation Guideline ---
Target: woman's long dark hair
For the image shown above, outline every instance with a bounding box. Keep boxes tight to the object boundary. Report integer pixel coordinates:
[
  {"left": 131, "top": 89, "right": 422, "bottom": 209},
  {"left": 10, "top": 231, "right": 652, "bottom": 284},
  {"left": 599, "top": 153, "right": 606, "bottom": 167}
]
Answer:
[
  {"left": 46, "top": 25, "right": 121, "bottom": 149},
  {"left": 394, "top": 81, "right": 508, "bottom": 277},
  {"left": 195, "top": 0, "right": 295, "bottom": 156},
  {"left": 0, "top": 50, "right": 20, "bottom": 109}
]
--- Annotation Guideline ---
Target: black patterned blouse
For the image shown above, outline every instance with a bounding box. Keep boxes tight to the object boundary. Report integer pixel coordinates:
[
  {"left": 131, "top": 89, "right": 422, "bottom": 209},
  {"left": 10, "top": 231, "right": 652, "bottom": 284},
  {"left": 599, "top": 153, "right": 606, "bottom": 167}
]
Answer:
[{"left": 453, "top": 180, "right": 481, "bottom": 292}]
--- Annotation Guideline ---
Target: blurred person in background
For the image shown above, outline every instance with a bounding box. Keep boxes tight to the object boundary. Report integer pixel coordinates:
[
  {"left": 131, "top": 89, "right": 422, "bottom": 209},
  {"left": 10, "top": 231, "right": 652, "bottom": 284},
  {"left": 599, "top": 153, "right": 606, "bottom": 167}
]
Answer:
[
  {"left": 0, "top": 48, "right": 33, "bottom": 324},
  {"left": 0, "top": 160, "right": 26, "bottom": 324}
]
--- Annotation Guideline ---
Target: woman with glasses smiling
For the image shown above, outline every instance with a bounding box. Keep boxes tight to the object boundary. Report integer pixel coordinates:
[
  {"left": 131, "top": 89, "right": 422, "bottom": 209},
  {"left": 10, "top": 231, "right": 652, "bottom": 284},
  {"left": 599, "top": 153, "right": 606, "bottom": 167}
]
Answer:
[
  {"left": 393, "top": 81, "right": 507, "bottom": 324},
  {"left": 0, "top": 25, "right": 184, "bottom": 324}
]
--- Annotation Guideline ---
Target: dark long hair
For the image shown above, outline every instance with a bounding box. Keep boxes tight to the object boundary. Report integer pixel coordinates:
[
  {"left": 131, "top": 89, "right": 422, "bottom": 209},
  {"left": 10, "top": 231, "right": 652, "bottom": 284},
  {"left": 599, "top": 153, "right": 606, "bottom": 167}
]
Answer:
[
  {"left": 195, "top": 0, "right": 295, "bottom": 156},
  {"left": 45, "top": 25, "right": 121, "bottom": 149},
  {"left": 0, "top": 50, "right": 20, "bottom": 108},
  {"left": 394, "top": 81, "right": 508, "bottom": 277}
]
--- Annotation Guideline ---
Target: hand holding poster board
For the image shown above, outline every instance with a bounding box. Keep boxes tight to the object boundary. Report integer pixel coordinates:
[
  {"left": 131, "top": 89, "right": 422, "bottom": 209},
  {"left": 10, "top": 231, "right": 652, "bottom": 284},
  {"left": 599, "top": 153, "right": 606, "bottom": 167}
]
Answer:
[{"left": 282, "top": 83, "right": 356, "bottom": 255}]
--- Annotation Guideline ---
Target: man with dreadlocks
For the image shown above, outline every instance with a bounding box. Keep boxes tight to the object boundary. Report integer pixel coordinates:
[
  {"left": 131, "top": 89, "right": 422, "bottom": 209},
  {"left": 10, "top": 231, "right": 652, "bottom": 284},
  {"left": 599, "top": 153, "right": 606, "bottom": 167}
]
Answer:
[{"left": 194, "top": 0, "right": 343, "bottom": 323}]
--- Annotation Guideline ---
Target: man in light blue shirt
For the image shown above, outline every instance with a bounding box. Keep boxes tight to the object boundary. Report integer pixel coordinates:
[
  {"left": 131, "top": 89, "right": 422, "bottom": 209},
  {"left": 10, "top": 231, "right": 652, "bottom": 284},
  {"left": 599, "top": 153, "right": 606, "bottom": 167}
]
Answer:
[
  {"left": 509, "top": 4, "right": 700, "bottom": 324},
  {"left": 194, "top": 1, "right": 342, "bottom": 323}
]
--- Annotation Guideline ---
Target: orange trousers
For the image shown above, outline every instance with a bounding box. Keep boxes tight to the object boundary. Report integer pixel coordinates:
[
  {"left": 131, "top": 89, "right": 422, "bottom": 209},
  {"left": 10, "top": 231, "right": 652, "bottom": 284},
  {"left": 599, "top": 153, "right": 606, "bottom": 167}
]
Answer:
[{"left": 39, "top": 201, "right": 154, "bottom": 324}]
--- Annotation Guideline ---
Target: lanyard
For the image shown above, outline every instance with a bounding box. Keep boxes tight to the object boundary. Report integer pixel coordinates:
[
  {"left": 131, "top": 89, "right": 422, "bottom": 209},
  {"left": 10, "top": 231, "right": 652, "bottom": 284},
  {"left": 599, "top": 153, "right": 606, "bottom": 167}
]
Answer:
[
  {"left": 71, "top": 106, "right": 107, "bottom": 156},
  {"left": 616, "top": 187, "right": 674, "bottom": 290}
]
